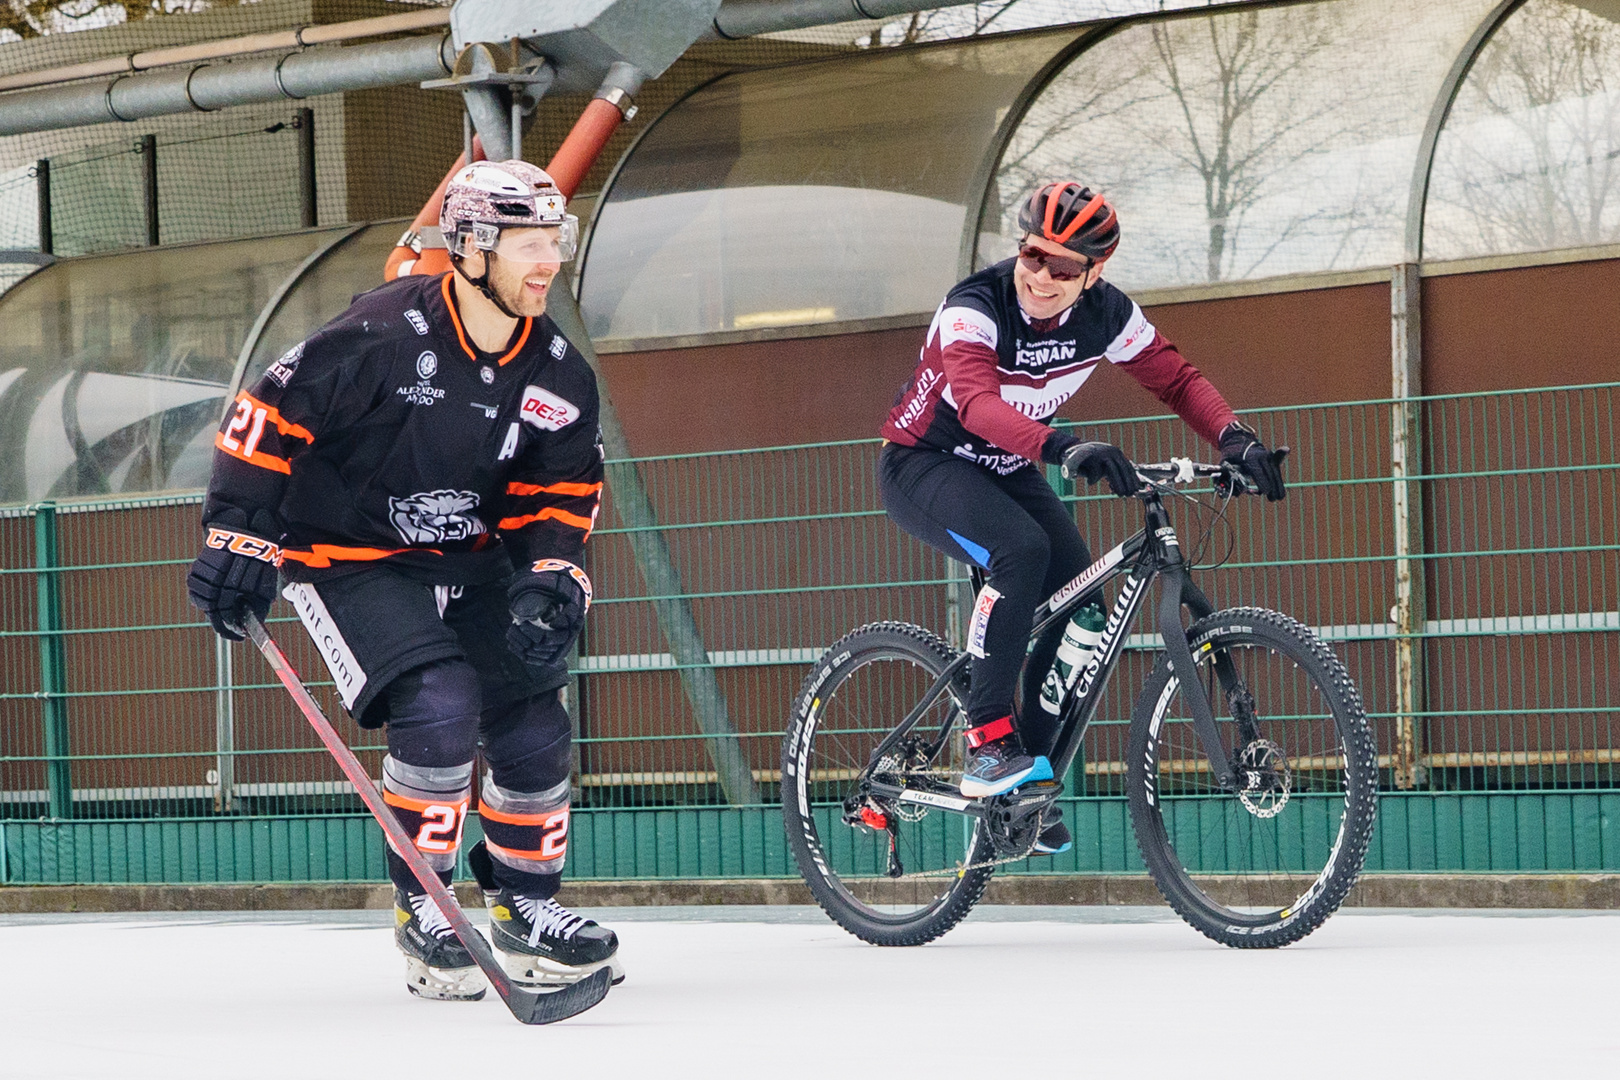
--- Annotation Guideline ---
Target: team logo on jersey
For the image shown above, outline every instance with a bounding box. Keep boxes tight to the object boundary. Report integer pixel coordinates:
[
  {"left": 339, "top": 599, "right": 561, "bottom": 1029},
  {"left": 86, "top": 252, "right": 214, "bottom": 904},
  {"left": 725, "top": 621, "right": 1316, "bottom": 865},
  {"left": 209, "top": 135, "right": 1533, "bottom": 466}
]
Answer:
[
  {"left": 519, "top": 385, "right": 579, "bottom": 431},
  {"left": 480, "top": 366, "right": 495, "bottom": 385},
  {"left": 549, "top": 334, "right": 568, "bottom": 360},
  {"left": 265, "top": 342, "right": 303, "bottom": 387},
  {"left": 388, "top": 490, "right": 488, "bottom": 545},
  {"left": 417, "top": 351, "right": 438, "bottom": 380},
  {"left": 1015, "top": 341, "right": 1078, "bottom": 367},
  {"left": 405, "top": 309, "right": 430, "bottom": 336}
]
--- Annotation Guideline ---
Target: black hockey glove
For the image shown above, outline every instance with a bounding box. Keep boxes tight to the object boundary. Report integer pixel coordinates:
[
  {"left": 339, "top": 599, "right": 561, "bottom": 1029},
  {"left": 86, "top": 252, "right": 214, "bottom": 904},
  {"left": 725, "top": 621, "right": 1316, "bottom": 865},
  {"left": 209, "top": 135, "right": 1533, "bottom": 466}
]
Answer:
[
  {"left": 507, "top": 559, "right": 593, "bottom": 667},
  {"left": 187, "top": 508, "right": 283, "bottom": 641},
  {"left": 1060, "top": 441, "right": 1137, "bottom": 497},
  {"left": 1219, "top": 421, "right": 1287, "bottom": 501}
]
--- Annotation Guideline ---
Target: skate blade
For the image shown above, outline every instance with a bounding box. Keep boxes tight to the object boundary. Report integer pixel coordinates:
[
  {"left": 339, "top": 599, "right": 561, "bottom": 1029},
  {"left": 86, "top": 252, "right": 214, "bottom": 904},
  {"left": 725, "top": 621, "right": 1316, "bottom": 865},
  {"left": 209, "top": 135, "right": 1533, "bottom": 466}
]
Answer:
[
  {"left": 404, "top": 956, "right": 488, "bottom": 1001},
  {"left": 498, "top": 948, "right": 626, "bottom": 987}
]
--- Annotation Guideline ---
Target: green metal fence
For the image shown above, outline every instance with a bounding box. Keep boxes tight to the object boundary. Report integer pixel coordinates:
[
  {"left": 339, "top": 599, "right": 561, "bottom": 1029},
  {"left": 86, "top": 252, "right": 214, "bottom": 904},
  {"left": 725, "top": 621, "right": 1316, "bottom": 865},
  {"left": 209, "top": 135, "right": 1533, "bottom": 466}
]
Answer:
[{"left": 2, "top": 382, "right": 1616, "bottom": 883}]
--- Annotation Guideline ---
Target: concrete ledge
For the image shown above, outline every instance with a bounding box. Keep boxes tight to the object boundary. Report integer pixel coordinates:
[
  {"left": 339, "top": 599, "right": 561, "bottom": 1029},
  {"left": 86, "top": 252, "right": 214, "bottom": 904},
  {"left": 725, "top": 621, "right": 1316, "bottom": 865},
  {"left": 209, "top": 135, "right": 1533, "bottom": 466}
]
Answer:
[{"left": 5, "top": 874, "right": 1620, "bottom": 913}]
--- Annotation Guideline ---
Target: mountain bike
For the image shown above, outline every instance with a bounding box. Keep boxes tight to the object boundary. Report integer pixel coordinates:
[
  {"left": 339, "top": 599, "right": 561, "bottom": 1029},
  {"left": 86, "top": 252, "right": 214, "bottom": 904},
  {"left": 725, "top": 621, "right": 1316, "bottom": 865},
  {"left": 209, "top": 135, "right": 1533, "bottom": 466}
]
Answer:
[{"left": 782, "top": 456, "right": 1377, "bottom": 949}]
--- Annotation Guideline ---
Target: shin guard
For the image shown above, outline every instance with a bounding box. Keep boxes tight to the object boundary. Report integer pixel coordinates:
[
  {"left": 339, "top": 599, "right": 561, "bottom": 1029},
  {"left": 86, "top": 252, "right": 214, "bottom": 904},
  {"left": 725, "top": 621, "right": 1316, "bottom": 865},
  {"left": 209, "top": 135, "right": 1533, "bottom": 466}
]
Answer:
[
  {"left": 478, "top": 775, "right": 569, "bottom": 892},
  {"left": 381, "top": 756, "right": 473, "bottom": 890}
]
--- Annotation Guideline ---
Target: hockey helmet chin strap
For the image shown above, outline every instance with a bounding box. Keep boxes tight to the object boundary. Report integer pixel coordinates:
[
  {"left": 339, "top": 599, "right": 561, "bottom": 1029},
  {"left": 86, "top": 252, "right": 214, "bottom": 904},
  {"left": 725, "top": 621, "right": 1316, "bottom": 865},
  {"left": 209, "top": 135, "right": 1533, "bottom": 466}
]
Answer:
[{"left": 450, "top": 247, "right": 523, "bottom": 321}]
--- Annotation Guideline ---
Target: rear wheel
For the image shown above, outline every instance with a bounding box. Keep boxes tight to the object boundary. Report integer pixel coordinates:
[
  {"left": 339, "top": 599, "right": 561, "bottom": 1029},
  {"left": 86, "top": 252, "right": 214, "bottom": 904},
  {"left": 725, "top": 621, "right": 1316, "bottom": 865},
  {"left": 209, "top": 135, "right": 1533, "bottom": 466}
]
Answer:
[
  {"left": 782, "top": 622, "right": 992, "bottom": 946},
  {"left": 1128, "top": 607, "right": 1377, "bottom": 948}
]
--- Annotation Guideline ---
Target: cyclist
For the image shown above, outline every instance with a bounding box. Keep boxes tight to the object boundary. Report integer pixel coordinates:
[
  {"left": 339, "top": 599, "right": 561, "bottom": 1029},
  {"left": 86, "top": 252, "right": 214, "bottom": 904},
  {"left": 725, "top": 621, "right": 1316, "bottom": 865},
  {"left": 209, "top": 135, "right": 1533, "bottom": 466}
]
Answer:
[{"left": 879, "top": 180, "right": 1286, "bottom": 854}]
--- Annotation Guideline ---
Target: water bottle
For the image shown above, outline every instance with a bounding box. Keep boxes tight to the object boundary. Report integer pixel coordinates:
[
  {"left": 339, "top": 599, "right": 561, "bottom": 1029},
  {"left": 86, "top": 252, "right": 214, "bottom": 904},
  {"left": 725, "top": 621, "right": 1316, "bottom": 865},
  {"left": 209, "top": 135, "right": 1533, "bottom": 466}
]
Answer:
[{"left": 1038, "top": 603, "right": 1107, "bottom": 715}]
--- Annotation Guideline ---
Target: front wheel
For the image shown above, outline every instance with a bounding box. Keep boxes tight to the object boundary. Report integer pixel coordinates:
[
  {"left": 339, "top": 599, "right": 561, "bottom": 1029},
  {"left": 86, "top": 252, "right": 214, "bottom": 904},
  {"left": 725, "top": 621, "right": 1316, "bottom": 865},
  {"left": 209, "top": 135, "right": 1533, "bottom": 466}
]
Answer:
[
  {"left": 782, "top": 622, "right": 992, "bottom": 946},
  {"left": 1128, "top": 606, "right": 1377, "bottom": 948}
]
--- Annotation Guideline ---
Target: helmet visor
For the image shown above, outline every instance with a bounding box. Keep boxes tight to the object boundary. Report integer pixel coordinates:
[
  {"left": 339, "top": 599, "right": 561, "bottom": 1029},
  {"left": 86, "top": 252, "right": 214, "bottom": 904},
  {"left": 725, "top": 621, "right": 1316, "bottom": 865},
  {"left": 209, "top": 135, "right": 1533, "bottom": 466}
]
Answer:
[{"left": 492, "top": 217, "right": 579, "bottom": 264}]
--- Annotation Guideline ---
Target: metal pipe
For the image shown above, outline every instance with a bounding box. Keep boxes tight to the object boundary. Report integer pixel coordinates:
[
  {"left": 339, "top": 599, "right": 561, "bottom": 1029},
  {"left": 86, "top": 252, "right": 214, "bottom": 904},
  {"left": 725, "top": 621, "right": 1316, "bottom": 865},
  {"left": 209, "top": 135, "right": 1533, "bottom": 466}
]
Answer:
[
  {"left": 0, "top": 33, "right": 455, "bottom": 137},
  {"left": 707, "top": 0, "right": 938, "bottom": 40},
  {"left": 0, "top": 7, "right": 450, "bottom": 94}
]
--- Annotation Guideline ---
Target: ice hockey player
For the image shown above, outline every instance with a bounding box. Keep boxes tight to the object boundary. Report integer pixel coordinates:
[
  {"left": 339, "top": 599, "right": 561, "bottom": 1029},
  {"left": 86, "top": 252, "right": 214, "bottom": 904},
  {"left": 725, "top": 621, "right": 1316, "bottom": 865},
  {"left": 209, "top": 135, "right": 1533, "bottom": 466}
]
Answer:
[
  {"left": 879, "top": 180, "right": 1286, "bottom": 852},
  {"left": 186, "top": 160, "right": 621, "bottom": 1000}
]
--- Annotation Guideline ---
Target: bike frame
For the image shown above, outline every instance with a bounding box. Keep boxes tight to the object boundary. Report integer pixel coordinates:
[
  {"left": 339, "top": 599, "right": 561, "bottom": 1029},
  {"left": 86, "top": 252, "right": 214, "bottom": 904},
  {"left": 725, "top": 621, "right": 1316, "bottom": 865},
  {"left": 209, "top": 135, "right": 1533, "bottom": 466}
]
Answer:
[{"left": 860, "top": 479, "right": 1243, "bottom": 819}]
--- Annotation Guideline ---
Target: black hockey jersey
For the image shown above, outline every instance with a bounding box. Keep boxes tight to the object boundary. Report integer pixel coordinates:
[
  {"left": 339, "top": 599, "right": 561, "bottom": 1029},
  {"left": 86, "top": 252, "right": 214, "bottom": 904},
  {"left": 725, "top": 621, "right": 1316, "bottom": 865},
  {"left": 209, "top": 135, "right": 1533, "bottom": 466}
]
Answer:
[{"left": 203, "top": 273, "right": 603, "bottom": 585}]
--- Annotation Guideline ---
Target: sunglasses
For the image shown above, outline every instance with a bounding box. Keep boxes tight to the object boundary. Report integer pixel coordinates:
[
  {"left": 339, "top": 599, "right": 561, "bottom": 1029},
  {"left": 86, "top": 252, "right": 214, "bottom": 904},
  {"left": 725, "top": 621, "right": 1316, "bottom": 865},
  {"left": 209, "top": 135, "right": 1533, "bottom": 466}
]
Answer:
[{"left": 1017, "top": 244, "right": 1092, "bottom": 282}]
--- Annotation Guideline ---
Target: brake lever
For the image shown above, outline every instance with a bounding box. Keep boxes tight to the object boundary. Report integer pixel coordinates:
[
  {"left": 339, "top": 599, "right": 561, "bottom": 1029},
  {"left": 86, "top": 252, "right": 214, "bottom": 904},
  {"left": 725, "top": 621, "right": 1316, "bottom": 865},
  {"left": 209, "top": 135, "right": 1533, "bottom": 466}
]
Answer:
[{"left": 1214, "top": 445, "right": 1290, "bottom": 498}]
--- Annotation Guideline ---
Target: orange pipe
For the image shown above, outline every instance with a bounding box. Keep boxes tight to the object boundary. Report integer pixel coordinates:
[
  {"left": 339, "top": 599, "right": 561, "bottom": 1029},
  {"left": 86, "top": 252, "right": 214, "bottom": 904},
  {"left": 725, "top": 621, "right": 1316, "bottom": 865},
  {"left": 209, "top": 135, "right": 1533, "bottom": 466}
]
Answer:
[
  {"left": 383, "top": 135, "right": 484, "bottom": 281},
  {"left": 545, "top": 97, "right": 626, "bottom": 199}
]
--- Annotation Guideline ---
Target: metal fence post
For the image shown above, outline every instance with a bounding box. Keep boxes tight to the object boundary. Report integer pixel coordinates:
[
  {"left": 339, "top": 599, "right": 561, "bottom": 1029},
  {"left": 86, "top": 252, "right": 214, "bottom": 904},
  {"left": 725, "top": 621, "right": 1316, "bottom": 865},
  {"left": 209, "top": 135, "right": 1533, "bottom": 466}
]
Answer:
[
  {"left": 35, "top": 158, "right": 50, "bottom": 255},
  {"left": 140, "top": 133, "right": 158, "bottom": 246},
  {"left": 546, "top": 267, "right": 761, "bottom": 806},
  {"left": 214, "top": 636, "right": 235, "bottom": 812},
  {"left": 1391, "top": 264, "right": 1427, "bottom": 790},
  {"left": 34, "top": 502, "right": 71, "bottom": 819},
  {"left": 296, "top": 108, "right": 317, "bottom": 229}
]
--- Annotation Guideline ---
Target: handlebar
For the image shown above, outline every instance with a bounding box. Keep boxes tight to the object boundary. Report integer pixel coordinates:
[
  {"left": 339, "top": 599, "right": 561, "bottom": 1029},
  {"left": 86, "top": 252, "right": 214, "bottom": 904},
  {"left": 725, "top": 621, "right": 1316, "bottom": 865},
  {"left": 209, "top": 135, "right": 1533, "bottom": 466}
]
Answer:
[{"left": 1133, "top": 447, "right": 1290, "bottom": 496}]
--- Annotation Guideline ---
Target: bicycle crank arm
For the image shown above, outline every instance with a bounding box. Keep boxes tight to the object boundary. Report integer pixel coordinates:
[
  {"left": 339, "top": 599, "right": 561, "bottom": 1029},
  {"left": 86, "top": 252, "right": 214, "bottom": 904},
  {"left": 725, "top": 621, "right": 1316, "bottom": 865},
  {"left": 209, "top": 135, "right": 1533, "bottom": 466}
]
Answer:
[{"left": 1158, "top": 579, "right": 1238, "bottom": 790}]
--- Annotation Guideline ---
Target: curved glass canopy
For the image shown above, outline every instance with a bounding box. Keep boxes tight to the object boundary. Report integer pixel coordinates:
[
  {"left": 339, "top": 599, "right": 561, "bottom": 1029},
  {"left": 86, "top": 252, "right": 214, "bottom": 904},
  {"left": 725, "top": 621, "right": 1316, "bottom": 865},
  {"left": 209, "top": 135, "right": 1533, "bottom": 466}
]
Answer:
[
  {"left": 0, "top": 223, "right": 400, "bottom": 505},
  {"left": 578, "top": 30, "right": 1076, "bottom": 341}
]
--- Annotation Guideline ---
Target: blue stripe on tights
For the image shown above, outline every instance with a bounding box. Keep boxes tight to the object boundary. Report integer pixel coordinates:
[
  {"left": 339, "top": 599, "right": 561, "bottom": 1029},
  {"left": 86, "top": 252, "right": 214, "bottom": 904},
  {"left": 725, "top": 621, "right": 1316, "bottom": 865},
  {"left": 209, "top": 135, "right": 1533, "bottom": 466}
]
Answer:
[{"left": 947, "top": 529, "right": 991, "bottom": 569}]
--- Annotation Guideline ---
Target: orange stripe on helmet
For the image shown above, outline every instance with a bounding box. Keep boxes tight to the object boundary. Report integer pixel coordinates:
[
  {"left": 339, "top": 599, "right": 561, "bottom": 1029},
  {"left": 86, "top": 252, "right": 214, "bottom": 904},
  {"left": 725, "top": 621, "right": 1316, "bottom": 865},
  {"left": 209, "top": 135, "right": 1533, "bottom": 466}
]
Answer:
[{"left": 1046, "top": 186, "right": 1106, "bottom": 246}]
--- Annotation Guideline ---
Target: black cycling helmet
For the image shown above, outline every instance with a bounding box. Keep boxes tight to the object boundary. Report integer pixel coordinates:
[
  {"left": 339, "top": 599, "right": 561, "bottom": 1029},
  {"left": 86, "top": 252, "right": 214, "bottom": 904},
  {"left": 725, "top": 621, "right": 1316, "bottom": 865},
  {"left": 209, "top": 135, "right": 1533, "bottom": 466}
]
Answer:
[{"left": 1016, "top": 180, "right": 1120, "bottom": 261}]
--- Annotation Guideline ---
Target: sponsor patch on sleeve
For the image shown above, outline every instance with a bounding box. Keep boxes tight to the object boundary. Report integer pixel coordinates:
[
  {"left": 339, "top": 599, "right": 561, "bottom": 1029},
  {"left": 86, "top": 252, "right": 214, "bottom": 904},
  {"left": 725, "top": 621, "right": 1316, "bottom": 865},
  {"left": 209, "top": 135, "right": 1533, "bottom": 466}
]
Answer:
[
  {"left": 1105, "top": 302, "right": 1156, "bottom": 364},
  {"left": 519, "top": 385, "right": 580, "bottom": 431},
  {"left": 265, "top": 342, "right": 303, "bottom": 387},
  {"left": 940, "top": 305, "right": 998, "bottom": 350}
]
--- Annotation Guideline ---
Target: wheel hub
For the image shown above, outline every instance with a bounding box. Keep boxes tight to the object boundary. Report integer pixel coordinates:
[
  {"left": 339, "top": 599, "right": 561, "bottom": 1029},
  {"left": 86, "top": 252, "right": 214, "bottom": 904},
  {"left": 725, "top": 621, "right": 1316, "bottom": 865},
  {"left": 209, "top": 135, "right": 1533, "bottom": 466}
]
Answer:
[{"left": 1236, "top": 738, "right": 1291, "bottom": 818}]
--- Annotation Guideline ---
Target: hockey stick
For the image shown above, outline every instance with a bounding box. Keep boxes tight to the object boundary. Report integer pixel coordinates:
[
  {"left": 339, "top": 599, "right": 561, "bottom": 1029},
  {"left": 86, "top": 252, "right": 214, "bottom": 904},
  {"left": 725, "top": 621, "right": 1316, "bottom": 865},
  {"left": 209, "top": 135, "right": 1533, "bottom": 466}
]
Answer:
[{"left": 243, "top": 612, "right": 610, "bottom": 1024}]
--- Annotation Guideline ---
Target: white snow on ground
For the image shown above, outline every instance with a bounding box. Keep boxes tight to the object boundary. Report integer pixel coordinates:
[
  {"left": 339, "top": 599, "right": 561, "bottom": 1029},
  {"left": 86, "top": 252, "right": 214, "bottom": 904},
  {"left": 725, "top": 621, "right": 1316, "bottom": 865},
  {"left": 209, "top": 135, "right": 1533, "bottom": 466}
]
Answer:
[{"left": 4, "top": 905, "right": 1617, "bottom": 1079}]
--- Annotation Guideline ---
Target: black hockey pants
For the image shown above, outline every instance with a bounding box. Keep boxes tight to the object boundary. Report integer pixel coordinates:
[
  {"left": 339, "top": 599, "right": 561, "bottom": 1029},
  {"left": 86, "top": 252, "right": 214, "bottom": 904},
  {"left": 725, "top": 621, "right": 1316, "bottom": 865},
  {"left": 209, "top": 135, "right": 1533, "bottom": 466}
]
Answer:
[{"left": 878, "top": 443, "right": 1090, "bottom": 754}]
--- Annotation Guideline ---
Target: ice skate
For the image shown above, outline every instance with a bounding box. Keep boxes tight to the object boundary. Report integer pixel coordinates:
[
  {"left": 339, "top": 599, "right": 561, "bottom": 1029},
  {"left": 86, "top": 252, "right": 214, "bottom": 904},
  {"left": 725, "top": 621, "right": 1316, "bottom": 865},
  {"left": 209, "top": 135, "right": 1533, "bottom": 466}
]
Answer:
[
  {"left": 394, "top": 888, "right": 488, "bottom": 1002},
  {"left": 487, "top": 891, "right": 624, "bottom": 986}
]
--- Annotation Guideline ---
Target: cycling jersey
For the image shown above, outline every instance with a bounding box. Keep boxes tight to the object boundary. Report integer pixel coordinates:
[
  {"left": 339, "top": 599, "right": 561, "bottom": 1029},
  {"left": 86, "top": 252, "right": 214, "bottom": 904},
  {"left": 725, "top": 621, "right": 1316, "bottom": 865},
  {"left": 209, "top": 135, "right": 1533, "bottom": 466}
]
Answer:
[
  {"left": 203, "top": 272, "right": 603, "bottom": 585},
  {"left": 880, "top": 258, "right": 1236, "bottom": 472}
]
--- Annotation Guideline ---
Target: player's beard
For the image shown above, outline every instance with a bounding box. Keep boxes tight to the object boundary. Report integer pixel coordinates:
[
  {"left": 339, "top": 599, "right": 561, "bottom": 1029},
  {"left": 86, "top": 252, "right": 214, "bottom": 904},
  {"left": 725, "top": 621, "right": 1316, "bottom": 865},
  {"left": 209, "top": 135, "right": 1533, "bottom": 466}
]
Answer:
[{"left": 486, "top": 254, "right": 555, "bottom": 319}]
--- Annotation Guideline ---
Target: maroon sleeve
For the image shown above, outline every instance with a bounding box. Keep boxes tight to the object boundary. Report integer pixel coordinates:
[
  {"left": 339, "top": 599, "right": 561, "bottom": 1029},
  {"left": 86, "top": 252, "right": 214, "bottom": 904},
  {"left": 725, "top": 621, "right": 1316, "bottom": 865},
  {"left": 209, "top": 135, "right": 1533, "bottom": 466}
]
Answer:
[
  {"left": 1120, "top": 333, "right": 1238, "bottom": 447},
  {"left": 941, "top": 339, "right": 1053, "bottom": 463}
]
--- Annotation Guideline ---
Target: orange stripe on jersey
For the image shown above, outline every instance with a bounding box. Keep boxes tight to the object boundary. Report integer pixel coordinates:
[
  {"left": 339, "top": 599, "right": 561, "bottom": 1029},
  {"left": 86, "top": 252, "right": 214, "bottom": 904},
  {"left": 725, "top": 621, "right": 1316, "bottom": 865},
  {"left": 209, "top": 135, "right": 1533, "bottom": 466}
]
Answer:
[
  {"left": 497, "top": 317, "right": 533, "bottom": 367},
  {"left": 441, "top": 272, "right": 533, "bottom": 366},
  {"left": 215, "top": 431, "right": 291, "bottom": 474},
  {"left": 506, "top": 480, "right": 603, "bottom": 498},
  {"left": 382, "top": 790, "right": 470, "bottom": 815},
  {"left": 281, "top": 543, "right": 442, "bottom": 568},
  {"left": 498, "top": 506, "right": 595, "bottom": 533}
]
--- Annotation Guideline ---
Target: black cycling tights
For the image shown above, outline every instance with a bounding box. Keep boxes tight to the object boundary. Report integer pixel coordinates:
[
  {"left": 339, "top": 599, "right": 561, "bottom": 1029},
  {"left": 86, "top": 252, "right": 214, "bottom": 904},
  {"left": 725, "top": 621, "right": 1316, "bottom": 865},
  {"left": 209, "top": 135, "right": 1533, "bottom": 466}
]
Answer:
[{"left": 878, "top": 443, "right": 1090, "bottom": 753}]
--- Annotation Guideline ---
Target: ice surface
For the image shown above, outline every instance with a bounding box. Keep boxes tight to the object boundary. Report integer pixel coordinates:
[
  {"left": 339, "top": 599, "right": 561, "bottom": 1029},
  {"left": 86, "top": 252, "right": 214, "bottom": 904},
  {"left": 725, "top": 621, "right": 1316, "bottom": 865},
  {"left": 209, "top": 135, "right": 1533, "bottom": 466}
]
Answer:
[{"left": 4, "top": 905, "right": 1617, "bottom": 1078}]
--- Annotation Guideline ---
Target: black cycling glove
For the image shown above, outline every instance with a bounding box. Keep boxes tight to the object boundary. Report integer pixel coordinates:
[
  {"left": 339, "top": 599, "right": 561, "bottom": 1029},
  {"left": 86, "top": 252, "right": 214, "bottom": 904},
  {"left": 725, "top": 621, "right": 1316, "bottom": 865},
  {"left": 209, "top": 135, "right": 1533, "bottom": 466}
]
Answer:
[
  {"left": 1059, "top": 440, "right": 1137, "bottom": 497},
  {"left": 1219, "top": 421, "right": 1287, "bottom": 501},
  {"left": 507, "top": 559, "right": 593, "bottom": 667},
  {"left": 187, "top": 508, "right": 283, "bottom": 641}
]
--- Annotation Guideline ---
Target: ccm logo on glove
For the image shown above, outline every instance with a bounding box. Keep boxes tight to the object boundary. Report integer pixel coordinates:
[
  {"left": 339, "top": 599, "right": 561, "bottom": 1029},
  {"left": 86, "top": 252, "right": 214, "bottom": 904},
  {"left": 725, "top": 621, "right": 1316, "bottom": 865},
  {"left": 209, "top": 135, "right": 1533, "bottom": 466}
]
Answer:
[
  {"left": 529, "top": 558, "right": 592, "bottom": 611},
  {"left": 204, "top": 527, "right": 284, "bottom": 565}
]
